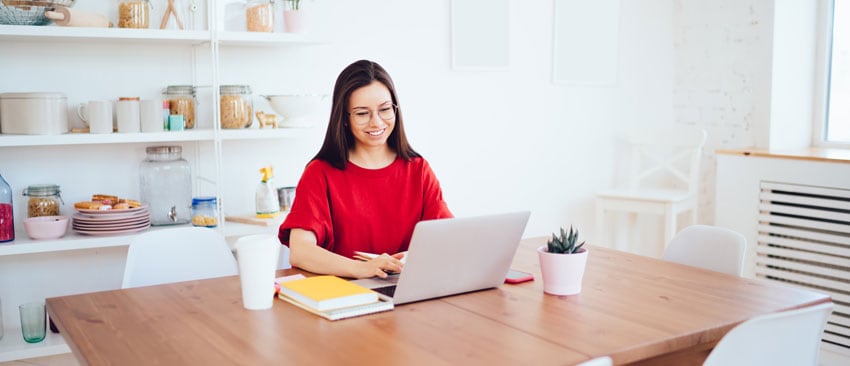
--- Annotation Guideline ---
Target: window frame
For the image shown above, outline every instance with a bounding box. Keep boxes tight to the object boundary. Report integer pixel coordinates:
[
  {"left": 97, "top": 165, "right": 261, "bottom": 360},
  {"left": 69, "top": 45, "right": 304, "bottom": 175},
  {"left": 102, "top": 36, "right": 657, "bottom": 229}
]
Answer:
[{"left": 814, "top": 0, "right": 850, "bottom": 148}]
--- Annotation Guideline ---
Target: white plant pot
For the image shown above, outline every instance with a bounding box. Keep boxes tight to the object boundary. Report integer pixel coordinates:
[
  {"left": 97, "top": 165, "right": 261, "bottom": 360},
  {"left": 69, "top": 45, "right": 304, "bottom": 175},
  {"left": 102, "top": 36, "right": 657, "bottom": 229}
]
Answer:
[{"left": 537, "top": 245, "right": 588, "bottom": 295}]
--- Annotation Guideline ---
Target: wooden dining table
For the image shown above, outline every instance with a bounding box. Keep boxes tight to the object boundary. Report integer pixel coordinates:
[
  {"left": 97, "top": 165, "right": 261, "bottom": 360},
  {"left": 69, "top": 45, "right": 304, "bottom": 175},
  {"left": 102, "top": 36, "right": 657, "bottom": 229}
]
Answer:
[{"left": 46, "top": 236, "right": 831, "bottom": 365}]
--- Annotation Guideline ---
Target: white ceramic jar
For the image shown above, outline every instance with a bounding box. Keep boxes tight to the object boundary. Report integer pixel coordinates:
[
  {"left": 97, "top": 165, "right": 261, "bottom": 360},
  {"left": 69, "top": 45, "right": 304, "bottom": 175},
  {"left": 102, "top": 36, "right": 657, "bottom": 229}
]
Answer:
[{"left": 0, "top": 92, "right": 68, "bottom": 135}]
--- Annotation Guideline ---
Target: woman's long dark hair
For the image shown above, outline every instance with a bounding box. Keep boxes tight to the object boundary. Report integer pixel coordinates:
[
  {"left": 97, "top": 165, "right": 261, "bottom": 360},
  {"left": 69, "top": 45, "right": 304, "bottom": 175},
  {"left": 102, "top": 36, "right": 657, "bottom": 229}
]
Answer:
[{"left": 312, "top": 60, "right": 419, "bottom": 170}]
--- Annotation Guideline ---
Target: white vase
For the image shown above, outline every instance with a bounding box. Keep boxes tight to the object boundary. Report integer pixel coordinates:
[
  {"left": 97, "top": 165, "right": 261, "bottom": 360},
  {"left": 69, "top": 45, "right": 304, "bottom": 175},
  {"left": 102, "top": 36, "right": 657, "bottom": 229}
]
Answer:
[{"left": 537, "top": 245, "right": 588, "bottom": 295}]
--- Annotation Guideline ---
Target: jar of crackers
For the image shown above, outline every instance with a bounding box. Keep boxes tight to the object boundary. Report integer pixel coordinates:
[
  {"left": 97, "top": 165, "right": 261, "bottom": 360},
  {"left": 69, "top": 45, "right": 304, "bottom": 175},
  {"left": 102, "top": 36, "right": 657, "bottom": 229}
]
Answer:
[
  {"left": 220, "top": 85, "right": 253, "bottom": 129},
  {"left": 191, "top": 196, "right": 218, "bottom": 228},
  {"left": 22, "top": 184, "right": 63, "bottom": 218},
  {"left": 118, "top": 0, "right": 150, "bottom": 29},
  {"left": 163, "top": 85, "right": 197, "bottom": 129},
  {"left": 246, "top": 0, "right": 274, "bottom": 32}
]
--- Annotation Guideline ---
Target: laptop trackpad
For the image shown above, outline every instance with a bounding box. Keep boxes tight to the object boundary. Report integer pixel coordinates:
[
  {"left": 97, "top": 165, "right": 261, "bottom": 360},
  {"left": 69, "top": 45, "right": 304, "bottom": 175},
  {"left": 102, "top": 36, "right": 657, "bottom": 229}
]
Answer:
[{"left": 350, "top": 274, "right": 399, "bottom": 290}]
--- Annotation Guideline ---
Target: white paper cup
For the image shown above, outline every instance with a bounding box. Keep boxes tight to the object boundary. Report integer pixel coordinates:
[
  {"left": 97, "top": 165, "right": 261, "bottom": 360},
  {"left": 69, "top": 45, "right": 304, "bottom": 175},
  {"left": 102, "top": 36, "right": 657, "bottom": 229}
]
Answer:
[
  {"left": 140, "top": 99, "right": 164, "bottom": 133},
  {"left": 235, "top": 234, "right": 281, "bottom": 310}
]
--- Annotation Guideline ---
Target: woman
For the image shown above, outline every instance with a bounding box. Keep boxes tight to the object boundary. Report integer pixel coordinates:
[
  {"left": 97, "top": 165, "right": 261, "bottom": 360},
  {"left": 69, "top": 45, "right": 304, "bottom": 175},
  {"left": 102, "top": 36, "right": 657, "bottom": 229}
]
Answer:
[{"left": 279, "top": 60, "right": 453, "bottom": 279}]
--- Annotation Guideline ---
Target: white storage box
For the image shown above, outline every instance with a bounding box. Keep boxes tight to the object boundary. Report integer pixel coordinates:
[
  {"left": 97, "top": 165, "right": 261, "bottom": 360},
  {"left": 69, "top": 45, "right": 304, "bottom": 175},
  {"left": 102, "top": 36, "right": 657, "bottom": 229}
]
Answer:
[{"left": 0, "top": 92, "right": 69, "bottom": 135}]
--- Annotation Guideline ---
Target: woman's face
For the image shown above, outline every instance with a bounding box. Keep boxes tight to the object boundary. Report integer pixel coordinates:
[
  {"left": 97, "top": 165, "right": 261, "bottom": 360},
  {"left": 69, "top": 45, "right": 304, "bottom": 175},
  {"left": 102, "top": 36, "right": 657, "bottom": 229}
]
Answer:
[{"left": 347, "top": 81, "right": 396, "bottom": 150}]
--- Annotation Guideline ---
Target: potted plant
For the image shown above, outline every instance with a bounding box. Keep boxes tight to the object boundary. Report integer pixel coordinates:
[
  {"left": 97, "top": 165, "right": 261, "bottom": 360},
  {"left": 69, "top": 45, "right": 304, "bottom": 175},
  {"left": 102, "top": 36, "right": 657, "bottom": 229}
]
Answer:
[
  {"left": 537, "top": 226, "right": 588, "bottom": 295},
  {"left": 283, "top": 0, "right": 308, "bottom": 33}
]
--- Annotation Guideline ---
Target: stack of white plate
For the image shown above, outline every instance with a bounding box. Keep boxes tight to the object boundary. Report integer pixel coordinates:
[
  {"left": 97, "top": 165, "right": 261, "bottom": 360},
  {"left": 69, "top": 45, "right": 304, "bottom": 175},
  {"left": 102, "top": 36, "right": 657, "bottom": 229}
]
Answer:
[{"left": 72, "top": 205, "right": 151, "bottom": 236}]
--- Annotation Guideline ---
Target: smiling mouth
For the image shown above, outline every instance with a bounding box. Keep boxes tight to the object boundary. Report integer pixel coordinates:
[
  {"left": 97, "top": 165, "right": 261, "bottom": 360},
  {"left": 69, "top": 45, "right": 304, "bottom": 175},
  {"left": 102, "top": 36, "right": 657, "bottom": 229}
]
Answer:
[{"left": 367, "top": 128, "right": 386, "bottom": 136}]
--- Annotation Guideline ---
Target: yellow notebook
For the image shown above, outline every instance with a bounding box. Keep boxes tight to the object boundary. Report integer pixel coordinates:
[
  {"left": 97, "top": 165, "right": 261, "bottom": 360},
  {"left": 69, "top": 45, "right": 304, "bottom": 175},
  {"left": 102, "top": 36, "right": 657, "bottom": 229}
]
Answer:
[{"left": 278, "top": 275, "right": 379, "bottom": 311}]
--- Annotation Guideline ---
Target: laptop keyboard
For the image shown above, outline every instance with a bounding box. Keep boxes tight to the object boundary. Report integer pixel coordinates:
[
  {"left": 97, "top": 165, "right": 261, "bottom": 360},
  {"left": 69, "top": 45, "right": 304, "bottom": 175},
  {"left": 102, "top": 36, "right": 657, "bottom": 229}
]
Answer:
[{"left": 373, "top": 285, "right": 397, "bottom": 297}]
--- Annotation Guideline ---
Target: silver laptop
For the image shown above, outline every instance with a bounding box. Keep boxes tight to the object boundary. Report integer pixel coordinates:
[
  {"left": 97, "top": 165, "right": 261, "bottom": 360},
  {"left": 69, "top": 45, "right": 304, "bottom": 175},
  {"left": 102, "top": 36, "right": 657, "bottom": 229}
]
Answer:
[{"left": 351, "top": 211, "right": 531, "bottom": 305}]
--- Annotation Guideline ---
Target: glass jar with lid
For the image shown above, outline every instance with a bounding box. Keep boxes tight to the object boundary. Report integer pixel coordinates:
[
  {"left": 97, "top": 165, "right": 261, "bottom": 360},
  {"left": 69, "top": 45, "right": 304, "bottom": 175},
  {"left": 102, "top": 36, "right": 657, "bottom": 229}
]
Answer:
[
  {"left": 220, "top": 85, "right": 253, "bottom": 129},
  {"left": 118, "top": 0, "right": 150, "bottom": 29},
  {"left": 0, "top": 173, "right": 13, "bottom": 242},
  {"left": 191, "top": 196, "right": 218, "bottom": 228},
  {"left": 162, "top": 85, "right": 196, "bottom": 129},
  {"left": 22, "top": 184, "right": 63, "bottom": 218},
  {"left": 246, "top": 0, "right": 274, "bottom": 32},
  {"left": 140, "top": 146, "right": 192, "bottom": 226}
]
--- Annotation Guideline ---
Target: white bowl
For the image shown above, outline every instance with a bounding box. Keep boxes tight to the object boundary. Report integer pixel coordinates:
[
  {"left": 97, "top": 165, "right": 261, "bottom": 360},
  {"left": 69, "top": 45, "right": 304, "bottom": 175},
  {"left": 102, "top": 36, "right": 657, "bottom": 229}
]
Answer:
[
  {"left": 263, "top": 95, "right": 327, "bottom": 127},
  {"left": 23, "top": 215, "right": 69, "bottom": 240}
]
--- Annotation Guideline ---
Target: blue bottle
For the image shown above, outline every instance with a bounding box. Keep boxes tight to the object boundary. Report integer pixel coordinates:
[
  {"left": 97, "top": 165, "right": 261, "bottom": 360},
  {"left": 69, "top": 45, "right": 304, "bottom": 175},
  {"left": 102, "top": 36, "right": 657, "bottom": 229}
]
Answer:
[{"left": 0, "top": 173, "right": 14, "bottom": 242}]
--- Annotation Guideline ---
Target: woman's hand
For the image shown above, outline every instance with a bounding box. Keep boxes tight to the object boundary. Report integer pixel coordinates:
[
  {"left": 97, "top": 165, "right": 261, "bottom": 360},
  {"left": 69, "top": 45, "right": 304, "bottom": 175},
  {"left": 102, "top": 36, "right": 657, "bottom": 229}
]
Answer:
[{"left": 353, "top": 253, "right": 404, "bottom": 279}]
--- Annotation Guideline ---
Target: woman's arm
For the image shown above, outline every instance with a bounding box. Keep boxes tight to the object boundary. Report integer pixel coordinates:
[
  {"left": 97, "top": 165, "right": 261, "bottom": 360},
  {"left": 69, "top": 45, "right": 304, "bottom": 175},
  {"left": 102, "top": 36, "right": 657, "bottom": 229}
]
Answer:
[{"left": 288, "top": 228, "right": 403, "bottom": 279}]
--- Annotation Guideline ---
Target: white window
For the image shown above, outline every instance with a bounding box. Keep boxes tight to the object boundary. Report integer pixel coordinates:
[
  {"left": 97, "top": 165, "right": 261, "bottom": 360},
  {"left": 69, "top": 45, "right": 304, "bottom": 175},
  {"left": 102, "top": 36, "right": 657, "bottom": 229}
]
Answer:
[{"left": 822, "top": 0, "right": 850, "bottom": 145}]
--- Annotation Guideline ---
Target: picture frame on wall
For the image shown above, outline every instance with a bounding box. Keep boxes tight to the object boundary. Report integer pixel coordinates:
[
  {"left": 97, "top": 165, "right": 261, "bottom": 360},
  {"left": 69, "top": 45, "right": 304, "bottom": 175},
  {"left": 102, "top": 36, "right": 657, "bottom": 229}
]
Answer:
[
  {"left": 451, "top": 0, "right": 510, "bottom": 71},
  {"left": 552, "top": 0, "right": 621, "bottom": 85}
]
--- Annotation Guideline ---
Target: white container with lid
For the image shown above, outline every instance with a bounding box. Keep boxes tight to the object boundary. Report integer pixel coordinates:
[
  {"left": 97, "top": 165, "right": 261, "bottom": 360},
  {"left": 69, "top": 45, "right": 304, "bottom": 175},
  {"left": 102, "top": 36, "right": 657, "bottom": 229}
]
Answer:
[{"left": 0, "top": 92, "right": 69, "bottom": 135}]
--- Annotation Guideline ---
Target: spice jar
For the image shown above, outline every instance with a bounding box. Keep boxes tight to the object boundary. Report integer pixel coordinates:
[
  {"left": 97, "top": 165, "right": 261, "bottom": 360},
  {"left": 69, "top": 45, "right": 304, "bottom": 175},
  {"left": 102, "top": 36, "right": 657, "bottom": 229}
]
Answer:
[
  {"left": 140, "top": 146, "right": 192, "bottom": 226},
  {"left": 118, "top": 0, "right": 150, "bottom": 29},
  {"left": 162, "top": 85, "right": 196, "bottom": 129},
  {"left": 191, "top": 196, "right": 218, "bottom": 228},
  {"left": 246, "top": 0, "right": 274, "bottom": 32},
  {"left": 220, "top": 85, "right": 253, "bottom": 129},
  {"left": 0, "top": 173, "right": 13, "bottom": 242},
  {"left": 22, "top": 184, "right": 63, "bottom": 218}
]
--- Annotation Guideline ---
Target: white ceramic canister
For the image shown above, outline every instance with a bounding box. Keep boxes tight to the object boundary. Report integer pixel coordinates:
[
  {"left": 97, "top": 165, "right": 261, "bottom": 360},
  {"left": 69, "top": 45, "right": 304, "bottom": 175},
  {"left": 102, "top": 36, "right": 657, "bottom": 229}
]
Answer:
[
  {"left": 116, "top": 97, "right": 141, "bottom": 133},
  {"left": 0, "top": 92, "right": 69, "bottom": 135}
]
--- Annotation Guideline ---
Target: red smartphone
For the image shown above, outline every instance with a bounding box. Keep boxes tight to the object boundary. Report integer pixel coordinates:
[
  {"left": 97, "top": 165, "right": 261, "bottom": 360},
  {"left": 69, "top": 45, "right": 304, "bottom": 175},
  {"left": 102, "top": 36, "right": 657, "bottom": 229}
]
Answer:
[{"left": 504, "top": 269, "right": 534, "bottom": 284}]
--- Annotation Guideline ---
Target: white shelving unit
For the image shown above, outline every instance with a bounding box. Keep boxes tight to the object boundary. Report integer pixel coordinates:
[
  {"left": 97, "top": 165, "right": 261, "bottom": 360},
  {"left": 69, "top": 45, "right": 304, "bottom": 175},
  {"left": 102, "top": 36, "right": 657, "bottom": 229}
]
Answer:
[{"left": 0, "top": 2, "right": 324, "bottom": 360}]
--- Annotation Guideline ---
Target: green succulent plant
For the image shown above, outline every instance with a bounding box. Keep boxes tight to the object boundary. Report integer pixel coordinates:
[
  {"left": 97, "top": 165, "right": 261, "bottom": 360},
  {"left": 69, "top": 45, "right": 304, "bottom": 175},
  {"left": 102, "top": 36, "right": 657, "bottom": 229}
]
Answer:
[{"left": 546, "top": 226, "right": 585, "bottom": 254}]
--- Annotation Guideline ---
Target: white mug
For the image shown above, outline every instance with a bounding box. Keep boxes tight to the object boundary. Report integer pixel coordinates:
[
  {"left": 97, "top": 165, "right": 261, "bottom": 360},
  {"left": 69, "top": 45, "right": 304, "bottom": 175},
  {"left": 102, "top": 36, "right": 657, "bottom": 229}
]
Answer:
[
  {"left": 77, "top": 101, "right": 113, "bottom": 134},
  {"left": 116, "top": 98, "right": 141, "bottom": 133},
  {"left": 140, "top": 99, "right": 163, "bottom": 133}
]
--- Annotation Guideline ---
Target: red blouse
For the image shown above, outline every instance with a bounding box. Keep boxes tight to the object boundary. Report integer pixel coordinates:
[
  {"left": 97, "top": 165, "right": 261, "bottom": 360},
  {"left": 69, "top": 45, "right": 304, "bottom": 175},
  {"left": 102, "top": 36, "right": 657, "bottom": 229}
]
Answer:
[{"left": 278, "top": 156, "right": 453, "bottom": 259}]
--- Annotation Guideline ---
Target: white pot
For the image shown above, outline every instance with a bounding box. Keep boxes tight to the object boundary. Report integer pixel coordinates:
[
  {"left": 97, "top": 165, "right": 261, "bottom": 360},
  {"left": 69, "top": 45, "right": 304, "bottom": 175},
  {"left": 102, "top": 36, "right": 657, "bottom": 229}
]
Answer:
[
  {"left": 537, "top": 245, "right": 588, "bottom": 295},
  {"left": 262, "top": 94, "right": 327, "bottom": 127}
]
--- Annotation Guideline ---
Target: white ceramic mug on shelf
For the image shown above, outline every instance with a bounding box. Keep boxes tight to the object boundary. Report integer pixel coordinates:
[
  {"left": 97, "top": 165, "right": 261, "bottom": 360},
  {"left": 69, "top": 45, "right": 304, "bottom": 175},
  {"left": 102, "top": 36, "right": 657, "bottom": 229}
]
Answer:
[
  {"left": 77, "top": 100, "right": 113, "bottom": 134},
  {"left": 140, "top": 99, "right": 163, "bottom": 133}
]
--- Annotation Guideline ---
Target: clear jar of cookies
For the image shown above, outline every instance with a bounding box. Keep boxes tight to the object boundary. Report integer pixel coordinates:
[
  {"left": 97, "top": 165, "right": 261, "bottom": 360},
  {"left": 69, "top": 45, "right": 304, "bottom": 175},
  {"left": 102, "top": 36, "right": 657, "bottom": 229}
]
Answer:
[
  {"left": 220, "top": 85, "right": 253, "bottom": 129},
  {"left": 191, "top": 196, "right": 218, "bottom": 228},
  {"left": 118, "top": 0, "right": 150, "bottom": 29},
  {"left": 163, "top": 85, "right": 197, "bottom": 129},
  {"left": 22, "top": 184, "right": 63, "bottom": 218},
  {"left": 246, "top": 0, "right": 274, "bottom": 32}
]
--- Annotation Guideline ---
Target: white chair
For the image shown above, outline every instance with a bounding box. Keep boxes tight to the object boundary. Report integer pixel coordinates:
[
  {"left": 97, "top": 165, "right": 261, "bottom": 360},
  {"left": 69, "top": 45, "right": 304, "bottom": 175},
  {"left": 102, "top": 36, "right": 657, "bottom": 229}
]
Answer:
[
  {"left": 122, "top": 227, "right": 239, "bottom": 288},
  {"left": 576, "top": 356, "right": 613, "bottom": 366},
  {"left": 663, "top": 225, "right": 747, "bottom": 276},
  {"left": 703, "top": 302, "right": 833, "bottom": 366},
  {"left": 595, "top": 126, "right": 707, "bottom": 252}
]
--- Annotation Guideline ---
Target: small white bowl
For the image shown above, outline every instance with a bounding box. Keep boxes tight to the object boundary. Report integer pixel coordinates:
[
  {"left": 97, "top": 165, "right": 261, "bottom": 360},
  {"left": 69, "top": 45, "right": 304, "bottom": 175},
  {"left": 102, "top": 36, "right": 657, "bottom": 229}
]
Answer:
[
  {"left": 23, "top": 215, "right": 69, "bottom": 240},
  {"left": 263, "top": 94, "right": 328, "bottom": 127}
]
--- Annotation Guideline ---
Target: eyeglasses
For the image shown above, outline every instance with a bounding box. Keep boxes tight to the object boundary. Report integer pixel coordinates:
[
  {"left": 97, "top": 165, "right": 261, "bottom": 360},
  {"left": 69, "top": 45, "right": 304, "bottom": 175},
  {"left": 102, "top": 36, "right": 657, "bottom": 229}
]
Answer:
[{"left": 348, "top": 104, "right": 397, "bottom": 126}]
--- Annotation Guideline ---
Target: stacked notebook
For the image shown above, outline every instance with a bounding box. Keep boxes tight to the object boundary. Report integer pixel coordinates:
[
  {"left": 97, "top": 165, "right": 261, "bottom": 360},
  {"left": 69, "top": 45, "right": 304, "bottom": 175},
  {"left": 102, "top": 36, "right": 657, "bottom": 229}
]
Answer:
[{"left": 277, "top": 275, "right": 393, "bottom": 321}]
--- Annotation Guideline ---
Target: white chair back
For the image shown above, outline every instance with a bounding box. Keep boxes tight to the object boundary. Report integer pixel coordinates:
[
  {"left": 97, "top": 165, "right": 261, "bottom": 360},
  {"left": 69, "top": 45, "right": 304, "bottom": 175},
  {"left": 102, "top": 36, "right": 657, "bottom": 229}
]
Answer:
[
  {"left": 703, "top": 302, "right": 833, "bottom": 366},
  {"left": 626, "top": 126, "right": 707, "bottom": 195},
  {"left": 122, "top": 227, "right": 238, "bottom": 288},
  {"left": 576, "top": 356, "right": 613, "bottom": 366},
  {"left": 663, "top": 225, "right": 747, "bottom": 276}
]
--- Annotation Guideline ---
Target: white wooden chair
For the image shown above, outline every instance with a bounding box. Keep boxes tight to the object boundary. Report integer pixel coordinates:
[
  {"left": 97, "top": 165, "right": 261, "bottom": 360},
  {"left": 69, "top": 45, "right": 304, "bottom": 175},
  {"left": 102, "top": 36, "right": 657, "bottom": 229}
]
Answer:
[
  {"left": 663, "top": 225, "right": 747, "bottom": 276},
  {"left": 703, "top": 302, "right": 833, "bottom": 366},
  {"left": 595, "top": 126, "right": 707, "bottom": 253},
  {"left": 122, "top": 227, "right": 238, "bottom": 288},
  {"left": 577, "top": 356, "right": 613, "bottom": 366}
]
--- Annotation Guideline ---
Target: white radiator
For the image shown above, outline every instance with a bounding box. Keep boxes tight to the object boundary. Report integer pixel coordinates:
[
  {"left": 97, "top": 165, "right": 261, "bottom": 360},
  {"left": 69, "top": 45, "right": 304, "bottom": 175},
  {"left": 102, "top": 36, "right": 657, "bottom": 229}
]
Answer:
[{"left": 756, "top": 181, "right": 850, "bottom": 355}]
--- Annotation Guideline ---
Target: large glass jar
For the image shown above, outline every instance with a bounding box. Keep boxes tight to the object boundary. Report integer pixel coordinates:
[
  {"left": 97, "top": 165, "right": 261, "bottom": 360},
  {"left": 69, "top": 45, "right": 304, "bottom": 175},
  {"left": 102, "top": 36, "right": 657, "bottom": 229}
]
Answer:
[
  {"left": 246, "top": 0, "right": 274, "bottom": 32},
  {"left": 163, "top": 85, "right": 196, "bottom": 129},
  {"left": 140, "top": 146, "right": 192, "bottom": 226},
  {"left": 220, "top": 85, "right": 253, "bottom": 129},
  {"left": 118, "top": 0, "right": 150, "bottom": 29},
  {"left": 22, "top": 184, "right": 63, "bottom": 218},
  {"left": 0, "top": 173, "right": 13, "bottom": 243}
]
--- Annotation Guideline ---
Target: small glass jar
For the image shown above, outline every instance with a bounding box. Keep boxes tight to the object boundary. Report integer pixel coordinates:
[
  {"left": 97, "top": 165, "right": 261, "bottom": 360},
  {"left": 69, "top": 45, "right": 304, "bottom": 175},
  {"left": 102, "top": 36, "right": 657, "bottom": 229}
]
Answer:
[
  {"left": 118, "top": 0, "right": 150, "bottom": 29},
  {"left": 163, "top": 85, "right": 197, "bottom": 129},
  {"left": 140, "top": 146, "right": 192, "bottom": 226},
  {"left": 246, "top": 0, "right": 274, "bottom": 32},
  {"left": 220, "top": 85, "right": 253, "bottom": 129},
  {"left": 191, "top": 196, "right": 218, "bottom": 228},
  {"left": 22, "top": 184, "right": 63, "bottom": 218},
  {"left": 0, "top": 173, "right": 13, "bottom": 242}
]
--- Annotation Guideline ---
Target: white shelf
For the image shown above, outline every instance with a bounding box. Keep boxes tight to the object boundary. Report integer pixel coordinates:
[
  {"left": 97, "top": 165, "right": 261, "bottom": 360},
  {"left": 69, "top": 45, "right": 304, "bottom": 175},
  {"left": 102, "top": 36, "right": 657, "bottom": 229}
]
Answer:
[
  {"left": 217, "top": 31, "right": 326, "bottom": 47},
  {"left": 0, "top": 130, "right": 216, "bottom": 147},
  {"left": 0, "top": 24, "right": 210, "bottom": 45},
  {"left": 0, "top": 327, "right": 70, "bottom": 363}
]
